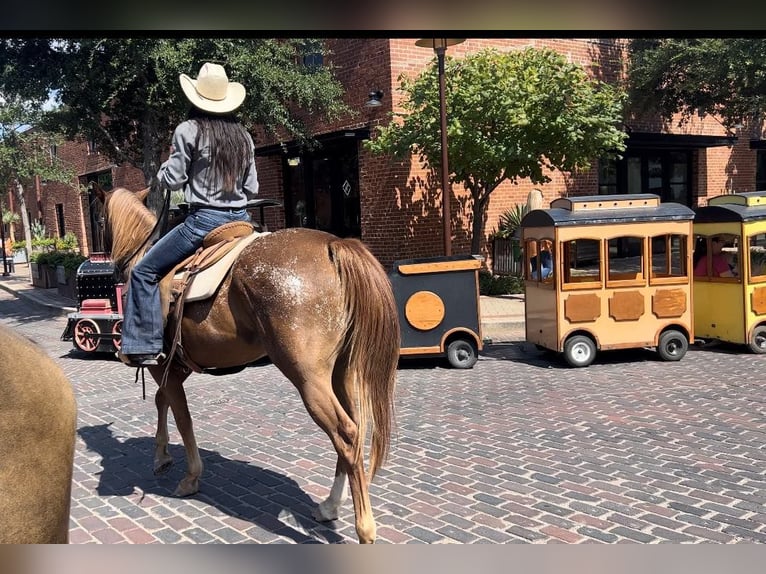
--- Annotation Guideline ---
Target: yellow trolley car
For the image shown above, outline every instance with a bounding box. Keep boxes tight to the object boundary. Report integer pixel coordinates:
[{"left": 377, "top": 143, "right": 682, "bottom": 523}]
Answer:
[
  {"left": 520, "top": 194, "right": 695, "bottom": 367},
  {"left": 693, "top": 191, "right": 766, "bottom": 353}
]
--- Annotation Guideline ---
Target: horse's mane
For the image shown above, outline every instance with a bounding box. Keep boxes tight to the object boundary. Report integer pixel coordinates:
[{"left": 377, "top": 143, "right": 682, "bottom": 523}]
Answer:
[{"left": 106, "top": 187, "right": 157, "bottom": 273}]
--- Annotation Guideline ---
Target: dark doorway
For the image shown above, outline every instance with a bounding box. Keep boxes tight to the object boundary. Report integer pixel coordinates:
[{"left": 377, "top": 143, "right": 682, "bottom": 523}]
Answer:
[
  {"left": 80, "top": 171, "right": 113, "bottom": 253},
  {"left": 283, "top": 137, "right": 361, "bottom": 238},
  {"left": 601, "top": 149, "right": 692, "bottom": 206}
]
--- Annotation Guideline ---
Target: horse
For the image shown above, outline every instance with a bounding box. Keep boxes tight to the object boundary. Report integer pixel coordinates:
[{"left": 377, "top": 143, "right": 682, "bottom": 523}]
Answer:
[
  {"left": 98, "top": 187, "right": 400, "bottom": 544},
  {"left": 0, "top": 323, "right": 77, "bottom": 543}
]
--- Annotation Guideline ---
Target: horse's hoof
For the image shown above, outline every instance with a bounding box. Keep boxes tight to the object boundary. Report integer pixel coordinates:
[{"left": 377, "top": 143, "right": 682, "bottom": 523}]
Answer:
[
  {"left": 312, "top": 503, "right": 339, "bottom": 522},
  {"left": 153, "top": 459, "right": 174, "bottom": 475},
  {"left": 173, "top": 478, "right": 199, "bottom": 497}
]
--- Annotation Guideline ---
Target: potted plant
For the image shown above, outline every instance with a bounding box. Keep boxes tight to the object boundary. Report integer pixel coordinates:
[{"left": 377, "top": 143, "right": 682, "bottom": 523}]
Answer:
[{"left": 11, "top": 240, "right": 27, "bottom": 264}]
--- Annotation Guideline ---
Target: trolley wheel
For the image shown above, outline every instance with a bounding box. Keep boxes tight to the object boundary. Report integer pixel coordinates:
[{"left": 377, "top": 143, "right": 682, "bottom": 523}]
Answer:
[
  {"left": 563, "top": 335, "right": 596, "bottom": 368},
  {"left": 112, "top": 319, "right": 123, "bottom": 351},
  {"left": 748, "top": 326, "right": 766, "bottom": 354},
  {"left": 73, "top": 318, "right": 100, "bottom": 353},
  {"left": 446, "top": 337, "right": 479, "bottom": 369},
  {"left": 657, "top": 329, "right": 688, "bottom": 361}
]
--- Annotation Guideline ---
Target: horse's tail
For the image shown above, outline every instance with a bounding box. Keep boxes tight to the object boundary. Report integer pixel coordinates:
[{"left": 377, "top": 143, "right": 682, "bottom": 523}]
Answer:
[{"left": 329, "top": 238, "right": 399, "bottom": 479}]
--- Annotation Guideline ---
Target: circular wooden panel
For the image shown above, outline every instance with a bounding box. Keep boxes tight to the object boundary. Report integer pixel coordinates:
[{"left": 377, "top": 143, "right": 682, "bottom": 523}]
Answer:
[{"left": 405, "top": 290, "right": 446, "bottom": 331}]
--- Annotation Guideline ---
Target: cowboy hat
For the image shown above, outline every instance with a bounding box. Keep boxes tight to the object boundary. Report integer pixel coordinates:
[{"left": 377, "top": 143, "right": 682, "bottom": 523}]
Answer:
[{"left": 179, "top": 62, "right": 246, "bottom": 114}]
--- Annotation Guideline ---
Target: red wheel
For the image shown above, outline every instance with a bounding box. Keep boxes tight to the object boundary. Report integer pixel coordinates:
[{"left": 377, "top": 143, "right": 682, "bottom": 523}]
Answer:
[
  {"left": 112, "top": 319, "right": 123, "bottom": 351},
  {"left": 73, "top": 318, "right": 100, "bottom": 353}
]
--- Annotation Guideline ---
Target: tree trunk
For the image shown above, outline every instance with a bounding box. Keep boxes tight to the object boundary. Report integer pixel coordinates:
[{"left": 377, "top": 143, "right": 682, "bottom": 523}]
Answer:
[
  {"left": 13, "top": 180, "right": 33, "bottom": 280},
  {"left": 471, "top": 192, "right": 490, "bottom": 256}
]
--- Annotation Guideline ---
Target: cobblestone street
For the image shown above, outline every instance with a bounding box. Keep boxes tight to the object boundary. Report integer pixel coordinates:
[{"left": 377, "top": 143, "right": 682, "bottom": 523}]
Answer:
[{"left": 2, "top": 288, "right": 766, "bottom": 543}]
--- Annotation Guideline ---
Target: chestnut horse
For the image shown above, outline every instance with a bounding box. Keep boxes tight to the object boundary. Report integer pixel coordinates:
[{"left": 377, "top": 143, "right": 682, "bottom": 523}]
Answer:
[
  {"left": 100, "top": 187, "right": 399, "bottom": 544},
  {"left": 0, "top": 324, "right": 77, "bottom": 543}
]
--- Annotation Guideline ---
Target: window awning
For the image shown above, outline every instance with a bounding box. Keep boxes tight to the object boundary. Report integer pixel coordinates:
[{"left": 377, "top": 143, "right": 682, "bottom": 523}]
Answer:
[
  {"left": 626, "top": 132, "right": 737, "bottom": 149},
  {"left": 255, "top": 127, "right": 371, "bottom": 157}
]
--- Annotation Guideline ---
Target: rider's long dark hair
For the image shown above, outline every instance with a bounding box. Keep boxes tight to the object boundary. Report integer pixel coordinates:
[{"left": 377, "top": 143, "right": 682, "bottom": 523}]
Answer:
[{"left": 187, "top": 107, "right": 251, "bottom": 193}]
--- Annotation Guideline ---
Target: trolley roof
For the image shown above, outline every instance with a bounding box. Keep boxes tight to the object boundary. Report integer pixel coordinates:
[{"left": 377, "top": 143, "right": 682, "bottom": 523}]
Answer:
[
  {"left": 695, "top": 191, "right": 766, "bottom": 223},
  {"left": 520, "top": 194, "right": 695, "bottom": 228}
]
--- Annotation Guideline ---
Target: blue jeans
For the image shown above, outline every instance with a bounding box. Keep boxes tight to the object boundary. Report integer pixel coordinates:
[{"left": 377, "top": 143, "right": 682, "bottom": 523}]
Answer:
[{"left": 120, "top": 207, "right": 250, "bottom": 355}]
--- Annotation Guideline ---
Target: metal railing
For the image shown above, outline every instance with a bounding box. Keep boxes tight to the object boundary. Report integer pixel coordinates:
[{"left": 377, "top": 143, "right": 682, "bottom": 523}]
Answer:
[{"left": 492, "top": 237, "right": 523, "bottom": 276}]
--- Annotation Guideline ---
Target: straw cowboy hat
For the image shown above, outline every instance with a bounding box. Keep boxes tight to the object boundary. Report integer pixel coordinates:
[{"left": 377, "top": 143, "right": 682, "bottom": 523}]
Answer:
[{"left": 179, "top": 62, "right": 246, "bottom": 114}]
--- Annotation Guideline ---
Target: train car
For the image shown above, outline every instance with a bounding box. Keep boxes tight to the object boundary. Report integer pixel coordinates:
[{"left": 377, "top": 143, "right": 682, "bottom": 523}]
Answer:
[
  {"left": 60, "top": 253, "right": 124, "bottom": 354},
  {"left": 389, "top": 254, "right": 484, "bottom": 369},
  {"left": 521, "top": 194, "right": 695, "bottom": 367},
  {"left": 693, "top": 191, "right": 766, "bottom": 353}
]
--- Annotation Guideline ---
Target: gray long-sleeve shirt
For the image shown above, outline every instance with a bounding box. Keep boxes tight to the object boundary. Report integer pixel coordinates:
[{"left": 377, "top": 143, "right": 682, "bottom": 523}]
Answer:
[{"left": 157, "top": 119, "right": 259, "bottom": 209}]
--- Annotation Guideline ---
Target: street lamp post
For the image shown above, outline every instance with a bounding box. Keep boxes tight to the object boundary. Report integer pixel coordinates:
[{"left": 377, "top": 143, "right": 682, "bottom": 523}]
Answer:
[{"left": 415, "top": 38, "right": 464, "bottom": 257}]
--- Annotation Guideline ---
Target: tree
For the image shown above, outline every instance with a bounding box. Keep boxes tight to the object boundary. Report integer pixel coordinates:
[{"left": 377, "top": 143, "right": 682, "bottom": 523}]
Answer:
[
  {"left": 627, "top": 38, "right": 766, "bottom": 130},
  {"left": 367, "top": 47, "right": 627, "bottom": 254},
  {"left": 0, "top": 38, "right": 351, "bottom": 213},
  {"left": 0, "top": 96, "right": 74, "bottom": 259}
]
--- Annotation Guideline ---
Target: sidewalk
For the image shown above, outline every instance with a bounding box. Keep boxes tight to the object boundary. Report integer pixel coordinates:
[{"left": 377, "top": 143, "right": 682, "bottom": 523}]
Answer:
[{"left": 0, "top": 264, "right": 526, "bottom": 342}]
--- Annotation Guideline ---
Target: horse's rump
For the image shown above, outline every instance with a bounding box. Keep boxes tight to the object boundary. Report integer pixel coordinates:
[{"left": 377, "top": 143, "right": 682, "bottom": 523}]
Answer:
[{"left": 0, "top": 325, "right": 77, "bottom": 543}]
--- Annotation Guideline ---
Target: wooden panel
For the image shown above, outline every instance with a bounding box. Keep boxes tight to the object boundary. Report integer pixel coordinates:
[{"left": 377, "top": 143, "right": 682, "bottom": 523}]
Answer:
[
  {"left": 398, "top": 259, "right": 481, "bottom": 275},
  {"left": 608, "top": 291, "right": 645, "bottom": 322},
  {"left": 652, "top": 288, "right": 687, "bottom": 318},
  {"left": 752, "top": 286, "right": 766, "bottom": 315},
  {"left": 564, "top": 293, "right": 601, "bottom": 323},
  {"left": 404, "top": 291, "right": 446, "bottom": 331}
]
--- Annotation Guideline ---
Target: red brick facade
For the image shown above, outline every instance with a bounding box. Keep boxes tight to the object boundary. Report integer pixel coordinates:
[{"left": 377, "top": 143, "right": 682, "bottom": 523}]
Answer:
[{"left": 7, "top": 38, "right": 761, "bottom": 269}]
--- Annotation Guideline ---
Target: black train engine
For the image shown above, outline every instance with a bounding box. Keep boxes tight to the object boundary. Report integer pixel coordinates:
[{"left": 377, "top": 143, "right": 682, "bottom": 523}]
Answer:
[{"left": 60, "top": 253, "right": 124, "bottom": 354}]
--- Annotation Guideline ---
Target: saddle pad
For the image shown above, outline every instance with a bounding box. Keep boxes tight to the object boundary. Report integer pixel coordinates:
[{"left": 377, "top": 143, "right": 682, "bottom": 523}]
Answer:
[{"left": 179, "top": 232, "right": 263, "bottom": 303}]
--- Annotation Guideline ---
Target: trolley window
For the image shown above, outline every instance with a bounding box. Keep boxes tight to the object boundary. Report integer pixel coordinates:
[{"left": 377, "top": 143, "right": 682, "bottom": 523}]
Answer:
[
  {"left": 748, "top": 233, "right": 766, "bottom": 283},
  {"left": 606, "top": 236, "right": 645, "bottom": 287},
  {"left": 693, "top": 233, "right": 740, "bottom": 281},
  {"left": 525, "top": 238, "right": 555, "bottom": 286},
  {"left": 562, "top": 238, "right": 601, "bottom": 290},
  {"left": 650, "top": 233, "right": 689, "bottom": 285}
]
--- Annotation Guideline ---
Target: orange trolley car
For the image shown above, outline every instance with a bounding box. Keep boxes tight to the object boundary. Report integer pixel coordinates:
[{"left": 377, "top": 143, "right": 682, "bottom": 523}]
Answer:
[{"left": 520, "top": 194, "right": 695, "bottom": 367}]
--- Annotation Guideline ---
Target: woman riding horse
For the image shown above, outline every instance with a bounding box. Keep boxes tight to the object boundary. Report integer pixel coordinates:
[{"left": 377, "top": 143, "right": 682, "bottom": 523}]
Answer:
[{"left": 101, "top": 184, "right": 400, "bottom": 544}]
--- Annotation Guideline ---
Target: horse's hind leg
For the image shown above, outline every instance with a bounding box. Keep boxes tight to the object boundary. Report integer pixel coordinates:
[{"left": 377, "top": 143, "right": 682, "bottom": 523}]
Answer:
[
  {"left": 313, "top": 459, "right": 347, "bottom": 521},
  {"left": 297, "top": 372, "right": 376, "bottom": 544},
  {"left": 153, "top": 386, "right": 174, "bottom": 475}
]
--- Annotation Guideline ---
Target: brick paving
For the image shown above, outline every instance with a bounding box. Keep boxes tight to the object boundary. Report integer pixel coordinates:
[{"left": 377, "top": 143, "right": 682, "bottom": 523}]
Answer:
[{"left": 1, "top": 287, "right": 766, "bottom": 543}]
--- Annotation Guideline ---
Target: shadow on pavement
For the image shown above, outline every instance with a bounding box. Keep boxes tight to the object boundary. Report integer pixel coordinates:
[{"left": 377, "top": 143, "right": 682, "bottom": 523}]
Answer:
[{"left": 77, "top": 423, "right": 345, "bottom": 544}]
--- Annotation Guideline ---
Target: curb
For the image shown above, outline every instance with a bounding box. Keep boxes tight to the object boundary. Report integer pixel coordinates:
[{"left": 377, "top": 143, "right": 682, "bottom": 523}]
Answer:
[{"left": 0, "top": 281, "right": 75, "bottom": 316}]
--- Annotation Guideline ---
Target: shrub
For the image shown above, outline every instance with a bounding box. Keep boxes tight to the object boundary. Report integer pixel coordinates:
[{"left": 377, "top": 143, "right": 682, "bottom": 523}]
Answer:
[
  {"left": 478, "top": 270, "right": 524, "bottom": 295},
  {"left": 55, "top": 232, "right": 79, "bottom": 252}
]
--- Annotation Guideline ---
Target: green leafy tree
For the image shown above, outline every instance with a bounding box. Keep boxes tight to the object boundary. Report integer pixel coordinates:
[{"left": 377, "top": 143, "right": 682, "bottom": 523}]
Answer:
[
  {"left": 0, "top": 38, "right": 351, "bottom": 213},
  {"left": 367, "top": 47, "right": 627, "bottom": 254},
  {"left": 0, "top": 96, "right": 74, "bottom": 256},
  {"left": 627, "top": 38, "right": 766, "bottom": 129}
]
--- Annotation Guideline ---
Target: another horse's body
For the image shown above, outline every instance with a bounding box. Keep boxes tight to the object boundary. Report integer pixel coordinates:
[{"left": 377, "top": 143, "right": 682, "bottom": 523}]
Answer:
[
  {"left": 0, "top": 324, "right": 77, "bottom": 543},
  {"left": 101, "top": 188, "right": 399, "bottom": 543}
]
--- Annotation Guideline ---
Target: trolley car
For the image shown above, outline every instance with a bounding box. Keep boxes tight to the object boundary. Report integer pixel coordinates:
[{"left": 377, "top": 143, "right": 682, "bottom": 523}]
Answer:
[
  {"left": 390, "top": 254, "right": 484, "bottom": 369},
  {"left": 520, "top": 194, "right": 695, "bottom": 367},
  {"left": 693, "top": 191, "right": 766, "bottom": 353}
]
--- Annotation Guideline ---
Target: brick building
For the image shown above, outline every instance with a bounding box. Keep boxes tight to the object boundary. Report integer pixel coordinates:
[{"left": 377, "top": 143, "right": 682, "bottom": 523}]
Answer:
[{"left": 7, "top": 38, "right": 763, "bottom": 269}]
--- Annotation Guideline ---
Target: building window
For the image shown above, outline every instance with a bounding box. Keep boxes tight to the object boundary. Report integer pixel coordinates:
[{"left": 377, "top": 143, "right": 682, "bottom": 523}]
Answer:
[
  {"left": 757, "top": 150, "right": 766, "bottom": 190},
  {"left": 88, "top": 138, "right": 98, "bottom": 155},
  {"left": 55, "top": 203, "right": 65, "bottom": 238},
  {"left": 598, "top": 158, "right": 617, "bottom": 195}
]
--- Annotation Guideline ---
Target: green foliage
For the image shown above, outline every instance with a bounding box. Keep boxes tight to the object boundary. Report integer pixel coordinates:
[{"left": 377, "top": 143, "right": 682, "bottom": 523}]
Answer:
[
  {"left": 478, "top": 270, "right": 524, "bottom": 295},
  {"left": 30, "top": 220, "right": 47, "bottom": 241},
  {"left": 0, "top": 38, "right": 351, "bottom": 192},
  {"left": 30, "top": 250, "right": 85, "bottom": 271},
  {"left": 11, "top": 240, "right": 25, "bottom": 251},
  {"left": 627, "top": 38, "right": 766, "bottom": 129},
  {"left": 491, "top": 203, "right": 528, "bottom": 239},
  {"left": 55, "top": 232, "right": 79, "bottom": 252},
  {"left": 367, "top": 47, "right": 627, "bottom": 254}
]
